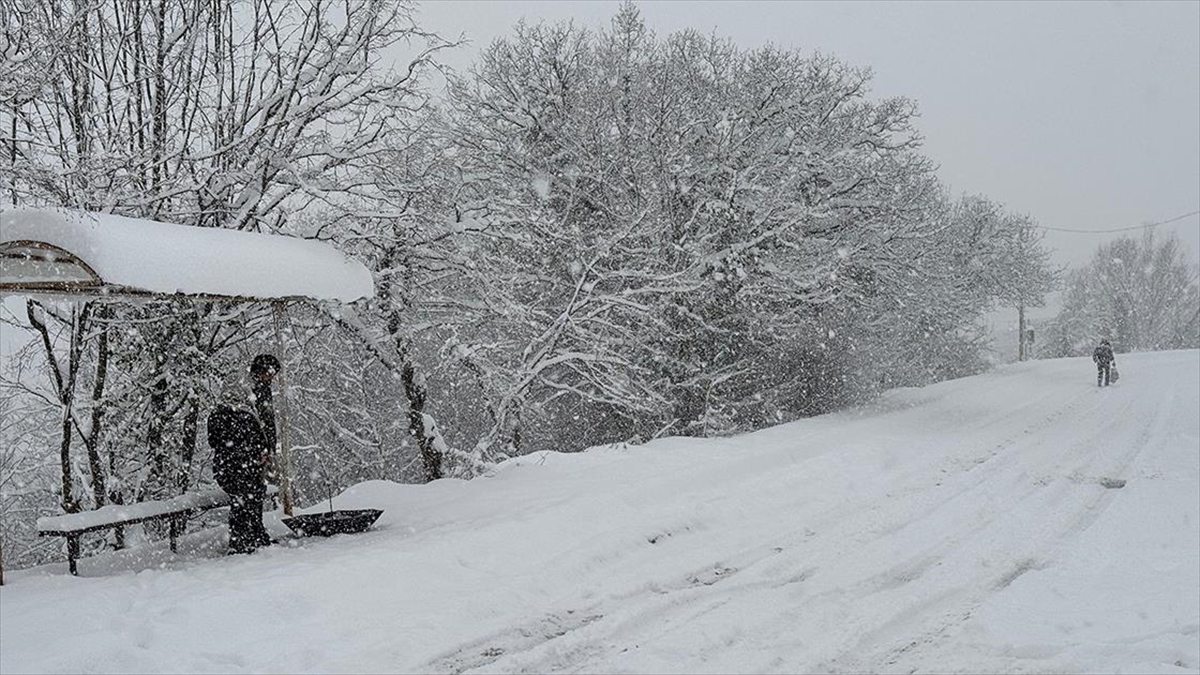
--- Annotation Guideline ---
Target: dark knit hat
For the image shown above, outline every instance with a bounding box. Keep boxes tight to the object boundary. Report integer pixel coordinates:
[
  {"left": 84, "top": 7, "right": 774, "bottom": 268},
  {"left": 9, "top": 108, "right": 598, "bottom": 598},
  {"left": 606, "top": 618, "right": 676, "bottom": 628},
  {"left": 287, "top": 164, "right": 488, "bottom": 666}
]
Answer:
[{"left": 250, "top": 353, "right": 281, "bottom": 376}]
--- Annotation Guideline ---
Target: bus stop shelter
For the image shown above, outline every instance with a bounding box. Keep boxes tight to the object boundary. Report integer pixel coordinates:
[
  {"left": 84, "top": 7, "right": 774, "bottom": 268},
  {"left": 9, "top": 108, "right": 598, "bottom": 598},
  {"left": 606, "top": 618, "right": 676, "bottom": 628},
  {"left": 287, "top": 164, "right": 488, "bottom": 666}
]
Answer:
[{"left": 0, "top": 206, "right": 375, "bottom": 578}]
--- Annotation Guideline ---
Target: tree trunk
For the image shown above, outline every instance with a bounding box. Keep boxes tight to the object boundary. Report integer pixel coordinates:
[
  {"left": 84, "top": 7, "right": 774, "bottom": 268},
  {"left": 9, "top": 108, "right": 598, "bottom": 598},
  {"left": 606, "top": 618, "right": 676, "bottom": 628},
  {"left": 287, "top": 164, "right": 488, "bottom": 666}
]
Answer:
[
  {"left": 142, "top": 353, "right": 171, "bottom": 500},
  {"left": 392, "top": 319, "right": 442, "bottom": 482},
  {"left": 177, "top": 395, "right": 200, "bottom": 494},
  {"left": 379, "top": 239, "right": 443, "bottom": 482},
  {"left": 27, "top": 301, "right": 86, "bottom": 514},
  {"left": 57, "top": 406, "right": 77, "bottom": 513},
  {"left": 85, "top": 311, "right": 110, "bottom": 507},
  {"left": 59, "top": 308, "right": 88, "bottom": 514}
]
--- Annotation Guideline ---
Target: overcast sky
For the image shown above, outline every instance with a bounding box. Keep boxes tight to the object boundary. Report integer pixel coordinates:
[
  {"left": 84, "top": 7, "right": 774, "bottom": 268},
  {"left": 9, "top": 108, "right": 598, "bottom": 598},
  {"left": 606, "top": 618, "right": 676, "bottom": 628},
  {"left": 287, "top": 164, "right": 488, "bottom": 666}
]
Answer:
[{"left": 413, "top": 0, "right": 1200, "bottom": 271}]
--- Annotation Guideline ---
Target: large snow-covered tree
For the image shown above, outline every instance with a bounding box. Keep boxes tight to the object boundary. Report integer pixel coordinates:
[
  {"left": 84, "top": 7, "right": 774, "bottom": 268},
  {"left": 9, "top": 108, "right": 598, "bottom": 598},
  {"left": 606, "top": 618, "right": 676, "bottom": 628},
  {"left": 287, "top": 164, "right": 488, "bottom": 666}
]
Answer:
[{"left": 435, "top": 3, "right": 1049, "bottom": 456}]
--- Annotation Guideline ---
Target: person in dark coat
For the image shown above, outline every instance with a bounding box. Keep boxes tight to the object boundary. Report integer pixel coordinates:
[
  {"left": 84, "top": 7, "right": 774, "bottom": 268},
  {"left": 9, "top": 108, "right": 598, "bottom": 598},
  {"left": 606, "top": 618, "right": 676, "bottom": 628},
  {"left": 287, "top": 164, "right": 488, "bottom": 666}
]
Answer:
[
  {"left": 207, "top": 404, "right": 272, "bottom": 554},
  {"left": 1092, "top": 338, "right": 1116, "bottom": 387}
]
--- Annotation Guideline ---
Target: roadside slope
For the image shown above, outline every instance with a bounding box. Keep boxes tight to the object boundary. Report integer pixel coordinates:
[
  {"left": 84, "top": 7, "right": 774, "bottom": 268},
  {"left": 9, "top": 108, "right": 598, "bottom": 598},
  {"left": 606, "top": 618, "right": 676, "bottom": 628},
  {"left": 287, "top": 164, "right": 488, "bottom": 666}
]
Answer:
[{"left": 1, "top": 351, "right": 1196, "bottom": 674}]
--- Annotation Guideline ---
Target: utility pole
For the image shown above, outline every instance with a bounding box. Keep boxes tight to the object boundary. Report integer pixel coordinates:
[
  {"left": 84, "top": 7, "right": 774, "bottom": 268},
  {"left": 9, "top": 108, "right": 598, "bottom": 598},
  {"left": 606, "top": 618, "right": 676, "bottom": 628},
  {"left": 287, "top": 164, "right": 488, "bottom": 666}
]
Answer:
[{"left": 1018, "top": 302, "right": 1026, "bottom": 361}]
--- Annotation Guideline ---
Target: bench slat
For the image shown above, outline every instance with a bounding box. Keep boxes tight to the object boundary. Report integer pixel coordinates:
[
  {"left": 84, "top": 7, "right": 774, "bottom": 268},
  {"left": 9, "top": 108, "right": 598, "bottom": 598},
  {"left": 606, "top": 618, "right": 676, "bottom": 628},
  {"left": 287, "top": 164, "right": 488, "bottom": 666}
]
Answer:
[
  {"left": 36, "top": 486, "right": 279, "bottom": 535},
  {"left": 39, "top": 513, "right": 187, "bottom": 537},
  {"left": 36, "top": 489, "right": 232, "bottom": 534}
]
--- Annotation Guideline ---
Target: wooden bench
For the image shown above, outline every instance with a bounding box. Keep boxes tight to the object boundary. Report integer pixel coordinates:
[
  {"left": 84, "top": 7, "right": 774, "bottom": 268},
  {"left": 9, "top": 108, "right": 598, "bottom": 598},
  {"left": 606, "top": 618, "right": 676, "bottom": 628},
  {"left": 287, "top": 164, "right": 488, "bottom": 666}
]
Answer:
[{"left": 37, "top": 487, "right": 277, "bottom": 576}]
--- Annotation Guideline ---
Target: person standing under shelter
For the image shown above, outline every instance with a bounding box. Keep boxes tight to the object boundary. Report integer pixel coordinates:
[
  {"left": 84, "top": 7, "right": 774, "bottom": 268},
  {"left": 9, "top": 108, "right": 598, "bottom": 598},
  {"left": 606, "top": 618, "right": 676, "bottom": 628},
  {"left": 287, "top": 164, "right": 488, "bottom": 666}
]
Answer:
[
  {"left": 1092, "top": 338, "right": 1116, "bottom": 387},
  {"left": 207, "top": 403, "right": 272, "bottom": 554}
]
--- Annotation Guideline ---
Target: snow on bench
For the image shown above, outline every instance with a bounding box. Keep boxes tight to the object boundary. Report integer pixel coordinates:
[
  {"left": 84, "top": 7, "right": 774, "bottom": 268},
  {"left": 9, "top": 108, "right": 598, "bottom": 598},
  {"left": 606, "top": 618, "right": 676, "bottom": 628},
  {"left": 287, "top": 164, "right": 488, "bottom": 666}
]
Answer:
[
  {"left": 36, "top": 489, "right": 232, "bottom": 534},
  {"left": 37, "top": 487, "right": 277, "bottom": 576}
]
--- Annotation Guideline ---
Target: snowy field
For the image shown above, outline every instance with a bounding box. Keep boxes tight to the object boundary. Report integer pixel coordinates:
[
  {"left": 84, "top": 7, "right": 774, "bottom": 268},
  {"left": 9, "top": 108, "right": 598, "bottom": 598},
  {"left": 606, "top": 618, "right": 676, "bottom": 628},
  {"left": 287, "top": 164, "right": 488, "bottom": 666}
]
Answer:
[{"left": 1, "top": 350, "right": 1197, "bottom": 674}]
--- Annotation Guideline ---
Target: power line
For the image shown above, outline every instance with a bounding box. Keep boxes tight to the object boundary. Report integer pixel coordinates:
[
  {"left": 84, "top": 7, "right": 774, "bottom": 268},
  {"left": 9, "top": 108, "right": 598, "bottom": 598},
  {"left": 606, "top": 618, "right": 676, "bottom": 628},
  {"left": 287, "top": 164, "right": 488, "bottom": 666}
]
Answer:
[{"left": 1037, "top": 209, "right": 1199, "bottom": 234}]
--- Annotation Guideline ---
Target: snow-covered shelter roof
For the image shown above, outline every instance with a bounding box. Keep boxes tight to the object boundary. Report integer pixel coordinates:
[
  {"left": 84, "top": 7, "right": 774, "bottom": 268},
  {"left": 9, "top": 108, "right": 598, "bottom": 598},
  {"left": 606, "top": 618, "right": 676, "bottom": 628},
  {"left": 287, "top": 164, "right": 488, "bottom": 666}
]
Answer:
[{"left": 0, "top": 207, "right": 374, "bottom": 302}]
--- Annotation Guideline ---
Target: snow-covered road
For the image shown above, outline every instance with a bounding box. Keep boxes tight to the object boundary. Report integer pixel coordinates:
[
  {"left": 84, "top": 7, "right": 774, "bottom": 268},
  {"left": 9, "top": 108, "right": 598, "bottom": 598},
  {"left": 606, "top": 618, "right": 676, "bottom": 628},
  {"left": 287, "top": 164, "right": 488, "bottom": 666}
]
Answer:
[{"left": 2, "top": 351, "right": 1197, "bottom": 674}]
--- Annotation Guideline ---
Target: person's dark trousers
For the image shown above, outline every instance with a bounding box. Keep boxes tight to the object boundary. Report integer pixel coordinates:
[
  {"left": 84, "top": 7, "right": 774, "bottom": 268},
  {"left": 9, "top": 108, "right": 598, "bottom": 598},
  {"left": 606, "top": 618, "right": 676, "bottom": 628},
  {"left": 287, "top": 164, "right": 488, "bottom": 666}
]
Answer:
[
  {"left": 1097, "top": 364, "right": 1110, "bottom": 386},
  {"left": 248, "top": 487, "right": 271, "bottom": 547},
  {"left": 228, "top": 491, "right": 266, "bottom": 554}
]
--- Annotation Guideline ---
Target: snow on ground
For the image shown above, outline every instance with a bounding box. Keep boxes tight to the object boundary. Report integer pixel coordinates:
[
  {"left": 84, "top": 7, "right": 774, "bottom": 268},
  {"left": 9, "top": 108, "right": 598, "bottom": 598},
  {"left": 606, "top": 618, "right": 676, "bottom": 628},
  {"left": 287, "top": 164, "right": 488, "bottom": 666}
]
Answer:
[{"left": 1, "top": 351, "right": 1197, "bottom": 674}]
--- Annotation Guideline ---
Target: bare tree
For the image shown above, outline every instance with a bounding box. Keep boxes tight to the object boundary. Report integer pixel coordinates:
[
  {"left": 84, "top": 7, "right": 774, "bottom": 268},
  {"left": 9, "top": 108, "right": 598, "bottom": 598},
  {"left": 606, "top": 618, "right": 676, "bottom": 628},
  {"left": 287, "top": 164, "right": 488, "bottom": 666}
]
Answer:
[
  {"left": 0, "top": 0, "right": 452, "bottom": 561},
  {"left": 1045, "top": 231, "right": 1199, "bottom": 355}
]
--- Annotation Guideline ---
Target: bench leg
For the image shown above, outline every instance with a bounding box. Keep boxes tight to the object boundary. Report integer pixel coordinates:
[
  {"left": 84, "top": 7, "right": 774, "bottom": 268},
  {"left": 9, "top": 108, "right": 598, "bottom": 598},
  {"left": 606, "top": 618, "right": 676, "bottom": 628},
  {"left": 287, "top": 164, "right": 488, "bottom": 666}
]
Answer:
[
  {"left": 67, "top": 535, "right": 80, "bottom": 576},
  {"left": 115, "top": 525, "right": 125, "bottom": 550}
]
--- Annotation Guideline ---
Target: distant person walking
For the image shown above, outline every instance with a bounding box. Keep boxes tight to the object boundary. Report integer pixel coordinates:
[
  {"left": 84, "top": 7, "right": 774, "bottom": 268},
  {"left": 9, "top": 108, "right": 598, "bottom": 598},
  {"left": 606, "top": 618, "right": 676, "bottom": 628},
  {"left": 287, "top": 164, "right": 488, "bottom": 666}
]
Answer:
[
  {"left": 1092, "top": 338, "right": 1116, "bottom": 387},
  {"left": 207, "top": 403, "right": 272, "bottom": 554}
]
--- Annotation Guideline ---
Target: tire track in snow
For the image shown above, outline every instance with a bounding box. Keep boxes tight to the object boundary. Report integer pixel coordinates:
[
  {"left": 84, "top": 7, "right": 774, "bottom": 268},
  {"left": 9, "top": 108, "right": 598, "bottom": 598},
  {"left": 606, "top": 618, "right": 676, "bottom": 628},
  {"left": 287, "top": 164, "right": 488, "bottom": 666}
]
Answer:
[
  {"left": 424, "top": 423, "right": 1078, "bottom": 675},
  {"left": 421, "top": 358, "right": 1188, "bottom": 675},
  {"left": 418, "top": 540, "right": 806, "bottom": 674},
  {"left": 417, "top": 383, "right": 1098, "bottom": 672},
  {"left": 560, "top": 375, "right": 1171, "bottom": 673},
  {"left": 830, "top": 367, "right": 1182, "bottom": 673}
]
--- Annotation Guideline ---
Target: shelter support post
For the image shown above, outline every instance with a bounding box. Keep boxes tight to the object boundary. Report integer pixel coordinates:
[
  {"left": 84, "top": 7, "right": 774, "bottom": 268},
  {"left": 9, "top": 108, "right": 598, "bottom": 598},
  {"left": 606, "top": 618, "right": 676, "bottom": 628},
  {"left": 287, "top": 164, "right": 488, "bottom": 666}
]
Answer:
[{"left": 273, "top": 301, "right": 295, "bottom": 516}]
